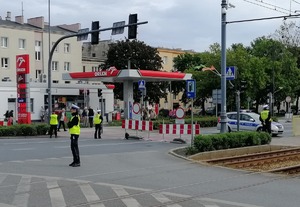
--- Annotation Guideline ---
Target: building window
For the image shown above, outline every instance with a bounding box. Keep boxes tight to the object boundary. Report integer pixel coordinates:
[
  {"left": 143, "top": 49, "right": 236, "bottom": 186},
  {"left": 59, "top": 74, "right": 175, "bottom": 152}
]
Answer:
[
  {"left": 64, "top": 43, "right": 70, "bottom": 53},
  {"left": 53, "top": 80, "right": 59, "bottom": 83},
  {"left": 52, "top": 61, "right": 58, "bottom": 71},
  {"left": 1, "top": 58, "right": 9, "bottom": 69},
  {"left": 30, "top": 98, "right": 34, "bottom": 112},
  {"left": 1, "top": 37, "right": 8, "bottom": 48},
  {"left": 19, "top": 39, "right": 26, "bottom": 49},
  {"left": 92, "top": 53, "right": 96, "bottom": 57},
  {"left": 83, "top": 66, "right": 86, "bottom": 72},
  {"left": 64, "top": 62, "right": 70, "bottom": 71},
  {"left": 92, "top": 66, "right": 98, "bottom": 72},
  {"left": 52, "top": 42, "right": 58, "bottom": 52},
  {"left": 163, "top": 56, "right": 168, "bottom": 64},
  {"left": 35, "top": 41, "right": 41, "bottom": 61}
]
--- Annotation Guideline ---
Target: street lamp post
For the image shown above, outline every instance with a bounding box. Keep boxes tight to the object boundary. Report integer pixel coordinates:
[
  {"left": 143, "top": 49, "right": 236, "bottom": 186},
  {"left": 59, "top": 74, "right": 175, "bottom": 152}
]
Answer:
[{"left": 220, "top": 0, "right": 227, "bottom": 133}]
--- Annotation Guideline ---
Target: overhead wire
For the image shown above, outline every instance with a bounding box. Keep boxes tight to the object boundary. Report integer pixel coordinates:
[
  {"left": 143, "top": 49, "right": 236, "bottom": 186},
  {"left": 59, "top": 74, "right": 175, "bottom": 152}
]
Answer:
[
  {"left": 293, "top": 0, "right": 300, "bottom": 5},
  {"left": 241, "top": 0, "right": 290, "bottom": 14}
]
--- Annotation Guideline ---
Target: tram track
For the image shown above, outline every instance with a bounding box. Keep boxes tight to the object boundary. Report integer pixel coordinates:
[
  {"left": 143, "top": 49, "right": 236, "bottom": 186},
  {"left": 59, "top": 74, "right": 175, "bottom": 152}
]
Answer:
[{"left": 205, "top": 147, "right": 300, "bottom": 174}]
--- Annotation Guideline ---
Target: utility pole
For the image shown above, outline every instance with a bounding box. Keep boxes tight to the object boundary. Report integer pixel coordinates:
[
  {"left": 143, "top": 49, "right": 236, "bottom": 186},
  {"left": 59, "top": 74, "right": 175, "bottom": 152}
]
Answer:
[{"left": 220, "top": 0, "right": 228, "bottom": 133}]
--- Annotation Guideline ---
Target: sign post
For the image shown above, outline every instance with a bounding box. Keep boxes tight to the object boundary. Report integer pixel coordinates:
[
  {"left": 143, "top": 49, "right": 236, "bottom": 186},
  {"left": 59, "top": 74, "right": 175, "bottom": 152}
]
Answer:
[{"left": 186, "top": 79, "right": 196, "bottom": 146}]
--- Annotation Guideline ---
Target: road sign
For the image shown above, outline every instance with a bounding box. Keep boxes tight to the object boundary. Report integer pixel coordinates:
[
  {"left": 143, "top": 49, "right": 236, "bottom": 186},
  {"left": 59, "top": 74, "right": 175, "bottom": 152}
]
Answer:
[
  {"left": 77, "top": 28, "right": 89, "bottom": 41},
  {"left": 212, "top": 89, "right": 221, "bottom": 104},
  {"left": 112, "top": 21, "right": 125, "bottom": 35},
  {"left": 138, "top": 80, "right": 146, "bottom": 90},
  {"left": 186, "top": 79, "right": 196, "bottom": 99},
  {"left": 175, "top": 107, "right": 185, "bottom": 119},
  {"left": 133, "top": 103, "right": 140, "bottom": 114},
  {"left": 226, "top": 66, "right": 236, "bottom": 80}
]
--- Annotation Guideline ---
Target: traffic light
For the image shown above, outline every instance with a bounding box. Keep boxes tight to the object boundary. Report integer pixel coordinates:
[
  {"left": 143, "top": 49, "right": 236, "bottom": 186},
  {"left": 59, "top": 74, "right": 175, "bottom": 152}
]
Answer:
[
  {"left": 240, "top": 80, "right": 247, "bottom": 93},
  {"left": 91, "top": 21, "right": 99, "bottom": 45},
  {"left": 98, "top": 89, "right": 102, "bottom": 97},
  {"left": 128, "top": 14, "right": 138, "bottom": 39}
]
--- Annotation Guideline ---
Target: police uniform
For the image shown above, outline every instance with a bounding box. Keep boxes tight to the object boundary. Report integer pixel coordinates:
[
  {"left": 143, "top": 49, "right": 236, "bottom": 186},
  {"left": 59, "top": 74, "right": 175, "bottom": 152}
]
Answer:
[
  {"left": 259, "top": 105, "right": 271, "bottom": 134},
  {"left": 68, "top": 104, "right": 81, "bottom": 167},
  {"left": 49, "top": 112, "right": 58, "bottom": 138},
  {"left": 93, "top": 110, "right": 103, "bottom": 139}
]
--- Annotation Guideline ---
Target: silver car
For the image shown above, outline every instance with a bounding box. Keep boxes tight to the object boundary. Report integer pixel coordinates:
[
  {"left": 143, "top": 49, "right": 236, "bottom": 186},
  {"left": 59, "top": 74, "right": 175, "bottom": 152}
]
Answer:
[{"left": 217, "top": 111, "right": 284, "bottom": 136}]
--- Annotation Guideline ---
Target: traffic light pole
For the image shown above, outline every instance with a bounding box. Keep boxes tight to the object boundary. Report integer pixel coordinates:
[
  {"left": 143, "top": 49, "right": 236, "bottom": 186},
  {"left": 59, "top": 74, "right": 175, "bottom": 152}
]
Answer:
[{"left": 47, "top": 21, "right": 148, "bottom": 117}]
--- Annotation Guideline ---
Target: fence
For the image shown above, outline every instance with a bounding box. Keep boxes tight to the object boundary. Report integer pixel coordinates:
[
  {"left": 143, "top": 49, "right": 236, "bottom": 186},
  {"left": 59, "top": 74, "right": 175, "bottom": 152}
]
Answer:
[
  {"left": 122, "top": 119, "right": 153, "bottom": 140},
  {"left": 159, "top": 124, "right": 201, "bottom": 142}
]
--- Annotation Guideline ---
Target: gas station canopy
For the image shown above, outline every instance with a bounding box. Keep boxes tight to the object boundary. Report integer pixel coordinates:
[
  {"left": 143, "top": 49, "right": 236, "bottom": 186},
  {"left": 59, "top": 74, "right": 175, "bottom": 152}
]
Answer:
[{"left": 62, "top": 68, "right": 192, "bottom": 82}]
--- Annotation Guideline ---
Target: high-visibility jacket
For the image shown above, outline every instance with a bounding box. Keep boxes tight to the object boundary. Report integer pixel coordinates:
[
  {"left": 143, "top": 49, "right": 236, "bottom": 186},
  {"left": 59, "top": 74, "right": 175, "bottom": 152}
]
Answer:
[
  {"left": 93, "top": 114, "right": 102, "bottom": 124},
  {"left": 50, "top": 114, "right": 58, "bottom": 125},
  {"left": 69, "top": 115, "right": 80, "bottom": 135},
  {"left": 260, "top": 110, "right": 270, "bottom": 121}
]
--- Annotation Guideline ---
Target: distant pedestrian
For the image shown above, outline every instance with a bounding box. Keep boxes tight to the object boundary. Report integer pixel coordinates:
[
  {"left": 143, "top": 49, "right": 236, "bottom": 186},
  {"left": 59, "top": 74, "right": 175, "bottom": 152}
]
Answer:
[
  {"left": 49, "top": 111, "right": 58, "bottom": 138},
  {"left": 93, "top": 110, "right": 103, "bottom": 139},
  {"left": 3, "top": 110, "right": 9, "bottom": 121},
  {"left": 88, "top": 107, "right": 94, "bottom": 128},
  {"left": 8, "top": 110, "right": 14, "bottom": 125},
  {"left": 40, "top": 106, "right": 45, "bottom": 122},
  {"left": 67, "top": 104, "right": 81, "bottom": 167},
  {"left": 82, "top": 107, "right": 88, "bottom": 127},
  {"left": 57, "top": 108, "right": 67, "bottom": 131}
]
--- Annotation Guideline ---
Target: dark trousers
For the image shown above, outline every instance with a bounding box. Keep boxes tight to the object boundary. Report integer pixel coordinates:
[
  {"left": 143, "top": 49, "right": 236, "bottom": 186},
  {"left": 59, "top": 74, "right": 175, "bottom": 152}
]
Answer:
[
  {"left": 49, "top": 125, "right": 57, "bottom": 137},
  {"left": 94, "top": 124, "right": 102, "bottom": 138},
  {"left": 262, "top": 121, "right": 271, "bottom": 134},
  {"left": 89, "top": 117, "right": 93, "bottom": 128},
  {"left": 58, "top": 121, "right": 66, "bottom": 131},
  {"left": 70, "top": 134, "right": 80, "bottom": 164}
]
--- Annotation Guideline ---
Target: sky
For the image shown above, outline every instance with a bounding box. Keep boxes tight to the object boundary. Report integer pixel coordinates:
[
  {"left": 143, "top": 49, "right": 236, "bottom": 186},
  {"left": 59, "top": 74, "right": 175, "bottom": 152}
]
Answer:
[{"left": 1, "top": 0, "right": 300, "bottom": 52}]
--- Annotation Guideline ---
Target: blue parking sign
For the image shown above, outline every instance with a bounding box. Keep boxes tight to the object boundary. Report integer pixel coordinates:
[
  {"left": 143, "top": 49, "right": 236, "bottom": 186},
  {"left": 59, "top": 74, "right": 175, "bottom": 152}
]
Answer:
[{"left": 186, "top": 79, "right": 196, "bottom": 98}]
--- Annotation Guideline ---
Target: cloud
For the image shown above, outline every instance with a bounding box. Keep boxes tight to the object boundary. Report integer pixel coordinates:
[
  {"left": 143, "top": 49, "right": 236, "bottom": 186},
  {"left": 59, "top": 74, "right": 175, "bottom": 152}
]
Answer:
[{"left": 1, "top": 0, "right": 298, "bottom": 51}]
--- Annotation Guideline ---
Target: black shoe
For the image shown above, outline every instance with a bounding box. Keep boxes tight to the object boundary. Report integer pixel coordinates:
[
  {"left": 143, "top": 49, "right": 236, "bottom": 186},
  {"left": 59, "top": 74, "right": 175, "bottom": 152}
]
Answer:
[
  {"left": 94, "top": 137, "right": 97, "bottom": 139},
  {"left": 55, "top": 136, "right": 57, "bottom": 138},
  {"left": 50, "top": 136, "right": 52, "bottom": 138},
  {"left": 99, "top": 136, "right": 101, "bottom": 139},
  {"left": 69, "top": 162, "right": 75, "bottom": 166},
  {"left": 64, "top": 130, "right": 67, "bottom": 131},
  {"left": 72, "top": 163, "right": 80, "bottom": 167}
]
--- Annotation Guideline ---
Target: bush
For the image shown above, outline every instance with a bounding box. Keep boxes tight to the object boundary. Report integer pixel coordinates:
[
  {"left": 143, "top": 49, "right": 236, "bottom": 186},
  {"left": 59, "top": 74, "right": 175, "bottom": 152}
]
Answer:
[
  {"left": 192, "top": 131, "right": 271, "bottom": 154},
  {"left": 0, "top": 123, "right": 49, "bottom": 137}
]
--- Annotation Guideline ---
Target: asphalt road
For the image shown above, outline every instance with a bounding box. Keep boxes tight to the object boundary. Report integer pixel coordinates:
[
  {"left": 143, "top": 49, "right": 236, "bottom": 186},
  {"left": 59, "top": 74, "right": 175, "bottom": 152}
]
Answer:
[{"left": 0, "top": 121, "right": 298, "bottom": 207}]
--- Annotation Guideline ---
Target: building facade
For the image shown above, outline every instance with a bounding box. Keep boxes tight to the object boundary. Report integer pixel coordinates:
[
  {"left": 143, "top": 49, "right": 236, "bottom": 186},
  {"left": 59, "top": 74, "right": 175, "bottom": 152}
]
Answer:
[{"left": 0, "top": 12, "right": 114, "bottom": 121}]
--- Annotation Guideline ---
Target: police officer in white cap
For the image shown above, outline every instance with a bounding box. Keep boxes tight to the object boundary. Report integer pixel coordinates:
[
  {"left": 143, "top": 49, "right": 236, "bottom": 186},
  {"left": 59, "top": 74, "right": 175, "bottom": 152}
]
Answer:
[
  {"left": 93, "top": 109, "right": 103, "bottom": 139},
  {"left": 259, "top": 105, "right": 271, "bottom": 134},
  {"left": 67, "top": 104, "right": 81, "bottom": 167}
]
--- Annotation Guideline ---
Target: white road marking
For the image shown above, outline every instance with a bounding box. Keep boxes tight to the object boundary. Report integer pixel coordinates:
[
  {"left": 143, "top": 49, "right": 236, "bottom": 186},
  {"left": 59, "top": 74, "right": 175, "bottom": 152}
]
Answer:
[
  {"left": 12, "top": 176, "right": 31, "bottom": 207},
  {"left": 151, "top": 193, "right": 182, "bottom": 207},
  {"left": 199, "top": 198, "right": 264, "bottom": 207},
  {"left": 48, "top": 181, "right": 66, "bottom": 207},
  {"left": 12, "top": 148, "right": 34, "bottom": 151},
  {"left": 80, "top": 183, "right": 100, "bottom": 203}
]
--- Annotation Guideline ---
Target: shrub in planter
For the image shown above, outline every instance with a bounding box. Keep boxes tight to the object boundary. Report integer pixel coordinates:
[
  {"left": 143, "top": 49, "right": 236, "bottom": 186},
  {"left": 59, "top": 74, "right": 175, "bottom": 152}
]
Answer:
[
  {"left": 34, "top": 124, "right": 50, "bottom": 135},
  {"left": 16, "top": 125, "right": 38, "bottom": 136}
]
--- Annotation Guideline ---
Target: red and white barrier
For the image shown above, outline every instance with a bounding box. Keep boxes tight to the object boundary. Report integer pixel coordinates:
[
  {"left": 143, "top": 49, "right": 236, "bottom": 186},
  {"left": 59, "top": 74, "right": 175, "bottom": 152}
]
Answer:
[
  {"left": 122, "top": 119, "right": 153, "bottom": 140},
  {"left": 159, "top": 124, "right": 200, "bottom": 135},
  {"left": 122, "top": 119, "right": 153, "bottom": 131}
]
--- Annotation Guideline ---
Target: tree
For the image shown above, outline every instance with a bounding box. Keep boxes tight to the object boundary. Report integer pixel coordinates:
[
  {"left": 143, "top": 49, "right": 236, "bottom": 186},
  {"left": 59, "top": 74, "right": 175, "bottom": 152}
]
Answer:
[{"left": 103, "top": 40, "right": 169, "bottom": 102}]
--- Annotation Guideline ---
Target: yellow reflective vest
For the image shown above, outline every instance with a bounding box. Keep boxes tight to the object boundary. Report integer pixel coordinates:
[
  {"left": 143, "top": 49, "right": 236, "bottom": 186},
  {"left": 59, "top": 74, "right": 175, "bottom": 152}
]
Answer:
[
  {"left": 69, "top": 115, "right": 80, "bottom": 135},
  {"left": 93, "top": 114, "right": 102, "bottom": 124},
  {"left": 50, "top": 114, "right": 58, "bottom": 125},
  {"left": 260, "top": 110, "right": 269, "bottom": 121}
]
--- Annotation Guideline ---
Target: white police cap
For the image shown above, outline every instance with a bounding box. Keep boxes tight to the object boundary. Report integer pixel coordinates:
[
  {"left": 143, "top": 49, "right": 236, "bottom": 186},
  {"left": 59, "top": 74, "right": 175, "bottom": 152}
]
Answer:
[
  {"left": 71, "top": 104, "right": 80, "bottom": 110},
  {"left": 263, "top": 104, "right": 269, "bottom": 109}
]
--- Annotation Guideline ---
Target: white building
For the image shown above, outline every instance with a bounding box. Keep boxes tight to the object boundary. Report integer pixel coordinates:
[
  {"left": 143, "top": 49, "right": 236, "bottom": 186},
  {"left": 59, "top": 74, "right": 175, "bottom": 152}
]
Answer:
[{"left": 0, "top": 12, "right": 114, "bottom": 121}]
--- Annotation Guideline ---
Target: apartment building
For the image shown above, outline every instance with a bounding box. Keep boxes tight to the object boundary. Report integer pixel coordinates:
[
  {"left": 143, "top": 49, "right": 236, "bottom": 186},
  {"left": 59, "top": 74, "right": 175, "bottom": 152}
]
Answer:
[{"left": 0, "top": 12, "right": 113, "bottom": 121}]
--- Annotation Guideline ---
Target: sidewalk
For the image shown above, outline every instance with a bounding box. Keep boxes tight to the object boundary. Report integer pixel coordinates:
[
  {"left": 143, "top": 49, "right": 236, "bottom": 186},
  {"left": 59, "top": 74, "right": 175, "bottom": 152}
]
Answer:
[{"left": 271, "top": 136, "right": 300, "bottom": 147}]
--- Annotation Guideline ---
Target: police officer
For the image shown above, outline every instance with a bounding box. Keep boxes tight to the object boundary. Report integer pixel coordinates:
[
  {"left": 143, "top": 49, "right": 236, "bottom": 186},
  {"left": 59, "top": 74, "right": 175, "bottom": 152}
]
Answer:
[
  {"left": 49, "top": 111, "right": 58, "bottom": 138},
  {"left": 259, "top": 105, "right": 271, "bottom": 134},
  {"left": 68, "top": 104, "right": 81, "bottom": 167},
  {"left": 93, "top": 110, "right": 103, "bottom": 139}
]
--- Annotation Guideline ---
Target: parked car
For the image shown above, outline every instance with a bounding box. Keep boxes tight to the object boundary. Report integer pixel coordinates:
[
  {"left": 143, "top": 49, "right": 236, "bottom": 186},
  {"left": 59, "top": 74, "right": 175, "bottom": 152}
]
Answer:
[{"left": 217, "top": 111, "right": 284, "bottom": 136}]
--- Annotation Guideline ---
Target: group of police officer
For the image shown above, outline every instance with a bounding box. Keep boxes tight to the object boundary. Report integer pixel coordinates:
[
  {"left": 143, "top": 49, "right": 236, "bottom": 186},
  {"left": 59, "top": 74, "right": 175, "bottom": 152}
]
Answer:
[{"left": 49, "top": 105, "right": 103, "bottom": 167}]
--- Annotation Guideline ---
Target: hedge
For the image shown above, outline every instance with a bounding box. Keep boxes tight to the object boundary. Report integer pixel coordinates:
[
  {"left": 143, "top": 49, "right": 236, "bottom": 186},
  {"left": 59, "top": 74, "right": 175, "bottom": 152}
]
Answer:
[
  {"left": 191, "top": 131, "right": 271, "bottom": 154},
  {"left": 0, "top": 123, "right": 49, "bottom": 137}
]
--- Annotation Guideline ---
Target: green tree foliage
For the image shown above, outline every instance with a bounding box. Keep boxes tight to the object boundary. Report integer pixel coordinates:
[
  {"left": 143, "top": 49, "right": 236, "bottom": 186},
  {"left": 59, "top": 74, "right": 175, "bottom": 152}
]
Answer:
[{"left": 103, "top": 40, "right": 169, "bottom": 102}]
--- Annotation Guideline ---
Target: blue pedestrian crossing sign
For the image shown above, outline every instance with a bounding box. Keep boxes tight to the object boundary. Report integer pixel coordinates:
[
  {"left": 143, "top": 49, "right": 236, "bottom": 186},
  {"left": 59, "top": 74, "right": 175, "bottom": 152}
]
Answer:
[
  {"left": 138, "top": 80, "right": 146, "bottom": 90},
  {"left": 226, "top": 66, "right": 236, "bottom": 80},
  {"left": 186, "top": 79, "right": 196, "bottom": 98}
]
